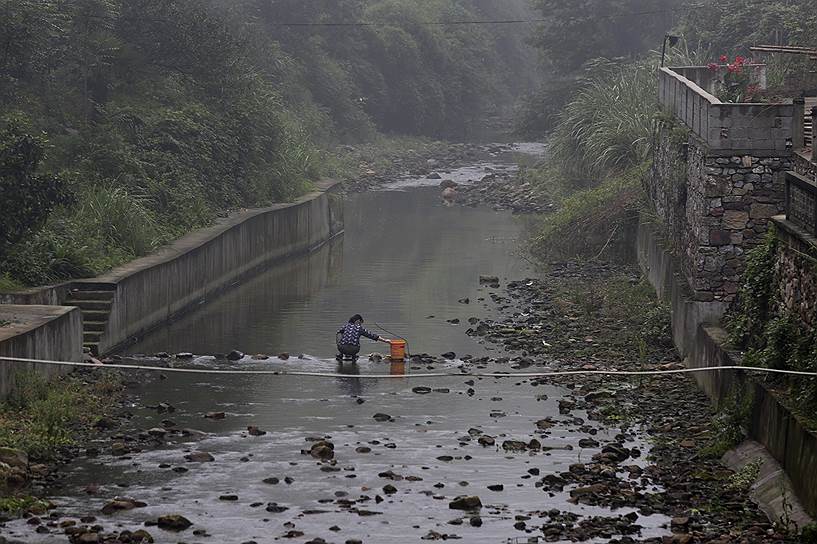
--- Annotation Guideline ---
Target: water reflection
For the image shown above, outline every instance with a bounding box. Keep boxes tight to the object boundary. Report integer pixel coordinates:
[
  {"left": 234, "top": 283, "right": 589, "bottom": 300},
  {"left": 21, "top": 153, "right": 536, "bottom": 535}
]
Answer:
[
  {"left": 127, "top": 185, "right": 533, "bottom": 359},
  {"left": 334, "top": 360, "right": 364, "bottom": 397}
]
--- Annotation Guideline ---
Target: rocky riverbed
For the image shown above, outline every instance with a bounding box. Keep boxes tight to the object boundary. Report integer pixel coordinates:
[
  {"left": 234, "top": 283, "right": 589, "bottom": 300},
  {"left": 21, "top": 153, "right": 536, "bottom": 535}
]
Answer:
[
  {"left": 0, "top": 263, "right": 798, "bottom": 544},
  {"left": 340, "top": 141, "right": 552, "bottom": 213},
  {"left": 0, "top": 146, "right": 799, "bottom": 544},
  {"left": 466, "top": 262, "right": 796, "bottom": 544}
]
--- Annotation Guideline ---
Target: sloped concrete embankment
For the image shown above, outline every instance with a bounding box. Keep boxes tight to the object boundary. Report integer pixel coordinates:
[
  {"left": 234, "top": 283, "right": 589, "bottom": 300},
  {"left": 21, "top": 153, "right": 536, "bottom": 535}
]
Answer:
[{"left": 637, "top": 220, "right": 817, "bottom": 519}]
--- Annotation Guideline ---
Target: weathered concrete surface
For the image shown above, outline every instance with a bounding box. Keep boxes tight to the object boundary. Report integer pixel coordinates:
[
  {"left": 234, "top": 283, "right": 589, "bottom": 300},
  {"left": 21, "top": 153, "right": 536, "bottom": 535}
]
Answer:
[
  {"left": 636, "top": 222, "right": 727, "bottom": 357},
  {"left": 659, "top": 66, "right": 794, "bottom": 156},
  {"left": 90, "top": 180, "right": 343, "bottom": 354},
  {"left": 0, "top": 306, "right": 83, "bottom": 398},
  {"left": 723, "top": 440, "right": 813, "bottom": 529},
  {"left": 638, "top": 219, "right": 817, "bottom": 518},
  {"left": 692, "top": 326, "right": 817, "bottom": 518},
  {"left": 0, "top": 283, "right": 72, "bottom": 306}
]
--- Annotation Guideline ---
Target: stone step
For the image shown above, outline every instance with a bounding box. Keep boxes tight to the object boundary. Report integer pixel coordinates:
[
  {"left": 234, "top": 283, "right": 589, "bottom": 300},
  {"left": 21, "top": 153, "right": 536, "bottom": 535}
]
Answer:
[
  {"left": 83, "top": 331, "right": 102, "bottom": 343},
  {"left": 81, "top": 309, "right": 111, "bottom": 322},
  {"left": 85, "top": 321, "right": 107, "bottom": 332},
  {"left": 69, "top": 300, "right": 112, "bottom": 311},
  {"left": 66, "top": 290, "right": 114, "bottom": 301}
]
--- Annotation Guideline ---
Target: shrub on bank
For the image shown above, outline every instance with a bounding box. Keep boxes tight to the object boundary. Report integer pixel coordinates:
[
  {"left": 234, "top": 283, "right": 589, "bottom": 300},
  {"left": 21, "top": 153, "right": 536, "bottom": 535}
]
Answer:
[
  {"left": 529, "top": 165, "right": 645, "bottom": 262},
  {"left": 0, "top": 371, "right": 122, "bottom": 460}
]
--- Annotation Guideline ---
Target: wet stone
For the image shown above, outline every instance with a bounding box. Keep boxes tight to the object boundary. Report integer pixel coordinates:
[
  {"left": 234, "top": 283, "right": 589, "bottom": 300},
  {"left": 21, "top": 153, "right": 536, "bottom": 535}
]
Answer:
[
  {"left": 185, "top": 451, "right": 214, "bottom": 462},
  {"left": 247, "top": 426, "right": 266, "bottom": 436},
  {"left": 578, "top": 438, "right": 600, "bottom": 448},
  {"left": 502, "top": 440, "right": 527, "bottom": 452},
  {"left": 156, "top": 514, "right": 192, "bottom": 531},
  {"left": 478, "top": 435, "right": 495, "bottom": 447},
  {"left": 100, "top": 498, "right": 146, "bottom": 515},
  {"left": 449, "top": 495, "right": 482, "bottom": 510},
  {"left": 308, "top": 440, "right": 335, "bottom": 460}
]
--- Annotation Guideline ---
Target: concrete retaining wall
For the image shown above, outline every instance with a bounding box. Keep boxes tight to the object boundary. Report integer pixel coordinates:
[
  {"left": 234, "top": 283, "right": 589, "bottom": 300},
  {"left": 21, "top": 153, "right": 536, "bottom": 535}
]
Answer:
[
  {"left": 638, "top": 218, "right": 817, "bottom": 518},
  {"left": 0, "top": 284, "right": 71, "bottom": 306},
  {"left": 91, "top": 180, "right": 343, "bottom": 354},
  {"left": 690, "top": 326, "right": 817, "bottom": 517},
  {"left": 0, "top": 306, "right": 83, "bottom": 398},
  {"left": 659, "top": 67, "right": 794, "bottom": 156},
  {"left": 636, "top": 222, "right": 728, "bottom": 356}
]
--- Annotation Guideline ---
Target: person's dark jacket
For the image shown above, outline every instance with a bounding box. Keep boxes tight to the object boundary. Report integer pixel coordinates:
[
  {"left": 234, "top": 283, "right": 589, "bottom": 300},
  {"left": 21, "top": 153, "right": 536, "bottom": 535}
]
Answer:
[{"left": 337, "top": 322, "right": 379, "bottom": 346}]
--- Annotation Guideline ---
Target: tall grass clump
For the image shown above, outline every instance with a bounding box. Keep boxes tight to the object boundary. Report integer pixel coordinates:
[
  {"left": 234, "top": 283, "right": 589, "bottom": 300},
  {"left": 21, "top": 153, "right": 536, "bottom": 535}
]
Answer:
[{"left": 548, "top": 59, "right": 658, "bottom": 185}]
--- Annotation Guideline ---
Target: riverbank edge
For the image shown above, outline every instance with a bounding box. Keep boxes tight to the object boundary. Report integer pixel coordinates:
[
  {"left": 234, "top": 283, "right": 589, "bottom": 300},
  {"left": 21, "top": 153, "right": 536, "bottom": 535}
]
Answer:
[
  {"left": 0, "top": 180, "right": 343, "bottom": 386},
  {"left": 637, "top": 217, "right": 817, "bottom": 520}
]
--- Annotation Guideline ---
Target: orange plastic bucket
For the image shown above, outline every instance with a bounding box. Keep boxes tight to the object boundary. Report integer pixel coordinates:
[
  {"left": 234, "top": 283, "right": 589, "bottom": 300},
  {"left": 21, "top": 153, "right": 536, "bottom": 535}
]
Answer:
[{"left": 389, "top": 339, "right": 407, "bottom": 360}]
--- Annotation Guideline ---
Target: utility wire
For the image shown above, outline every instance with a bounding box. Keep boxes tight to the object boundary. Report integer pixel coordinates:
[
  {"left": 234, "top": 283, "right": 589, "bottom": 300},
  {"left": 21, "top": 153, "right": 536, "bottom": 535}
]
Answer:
[
  {"left": 2, "top": 356, "right": 817, "bottom": 379},
  {"left": 266, "top": 4, "right": 716, "bottom": 27},
  {"left": 57, "top": 3, "right": 716, "bottom": 28}
]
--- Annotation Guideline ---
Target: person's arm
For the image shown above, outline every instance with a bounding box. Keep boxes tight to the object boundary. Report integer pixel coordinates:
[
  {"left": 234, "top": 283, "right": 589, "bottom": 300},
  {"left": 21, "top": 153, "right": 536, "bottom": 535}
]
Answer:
[{"left": 361, "top": 327, "right": 389, "bottom": 343}]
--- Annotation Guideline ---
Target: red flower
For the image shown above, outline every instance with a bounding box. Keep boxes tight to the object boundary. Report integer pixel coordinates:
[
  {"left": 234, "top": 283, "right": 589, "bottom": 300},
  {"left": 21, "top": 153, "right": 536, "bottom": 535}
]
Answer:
[
  {"left": 727, "top": 64, "right": 740, "bottom": 73},
  {"left": 708, "top": 63, "right": 719, "bottom": 72},
  {"left": 734, "top": 55, "right": 746, "bottom": 65},
  {"left": 719, "top": 55, "right": 728, "bottom": 62}
]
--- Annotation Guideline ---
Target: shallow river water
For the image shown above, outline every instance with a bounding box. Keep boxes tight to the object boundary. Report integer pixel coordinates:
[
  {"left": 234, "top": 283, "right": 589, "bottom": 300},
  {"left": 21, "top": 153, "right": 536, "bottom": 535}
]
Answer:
[{"left": 4, "top": 145, "right": 672, "bottom": 543}]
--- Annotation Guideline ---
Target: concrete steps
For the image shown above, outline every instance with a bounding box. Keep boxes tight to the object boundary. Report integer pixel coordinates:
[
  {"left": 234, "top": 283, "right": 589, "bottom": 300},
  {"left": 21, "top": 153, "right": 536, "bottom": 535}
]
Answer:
[{"left": 64, "top": 286, "right": 116, "bottom": 355}]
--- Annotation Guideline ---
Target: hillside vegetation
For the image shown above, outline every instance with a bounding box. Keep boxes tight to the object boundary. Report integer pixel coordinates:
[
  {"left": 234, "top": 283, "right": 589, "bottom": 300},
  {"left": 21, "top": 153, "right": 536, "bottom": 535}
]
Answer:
[
  {"left": 523, "top": 0, "right": 817, "bottom": 261},
  {"left": 0, "top": 0, "right": 537, "bottom": 288}
]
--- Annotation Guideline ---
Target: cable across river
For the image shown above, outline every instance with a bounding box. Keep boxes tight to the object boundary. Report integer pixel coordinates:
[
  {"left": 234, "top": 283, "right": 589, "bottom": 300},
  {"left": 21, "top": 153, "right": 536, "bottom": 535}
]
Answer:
[{"left": 2, "top": 355, "right": 817, "bottom": 379}]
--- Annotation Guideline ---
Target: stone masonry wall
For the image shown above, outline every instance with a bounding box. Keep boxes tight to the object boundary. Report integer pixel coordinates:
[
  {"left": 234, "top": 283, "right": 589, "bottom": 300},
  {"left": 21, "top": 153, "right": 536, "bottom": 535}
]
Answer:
[
  {"left": 772, "top": 218, "right": 817, "bottom": 330},
  {"left": 648, "top": 123, "right": 790, "bottom": 302}
]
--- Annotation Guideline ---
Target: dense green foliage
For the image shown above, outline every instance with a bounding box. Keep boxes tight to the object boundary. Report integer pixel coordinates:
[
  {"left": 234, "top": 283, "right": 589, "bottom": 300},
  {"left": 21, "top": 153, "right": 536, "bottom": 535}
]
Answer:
[
  {"left": 0, "top": 120, "right": 71, "bottom": 259},
  {"left": 676, "top": 0, "right": 817, "bottom": 92},
  {"left": 532, "top": 0, "right": 679, "bottom": 74},
  {"left": 519, "top": 0, "right": 681, "bottom": 136},
  {"left": 677, "top": 0, "right": 817, "bottom": 54},
  {"left": 727, "top": 233, "right": 817, "bottom": 412},
  {"left": 0, "top": 0, "right": 536, "bottom": 287},
  {"left": 728, "top": 231, "right": 779, "bottom": 348}
]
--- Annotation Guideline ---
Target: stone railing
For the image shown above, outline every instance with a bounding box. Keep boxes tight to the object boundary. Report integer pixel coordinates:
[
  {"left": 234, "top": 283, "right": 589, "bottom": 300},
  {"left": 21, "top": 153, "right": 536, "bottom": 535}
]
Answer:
[
  {"left": 659, "top": 66, "right": 795, "bottom": 156},
  {"left": 785, "top": 170, "right": 817, "bottom": 235}
]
